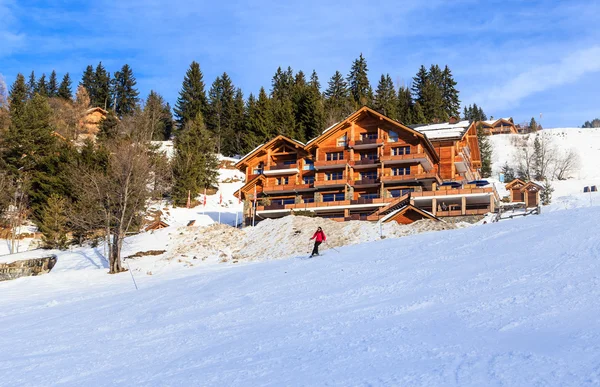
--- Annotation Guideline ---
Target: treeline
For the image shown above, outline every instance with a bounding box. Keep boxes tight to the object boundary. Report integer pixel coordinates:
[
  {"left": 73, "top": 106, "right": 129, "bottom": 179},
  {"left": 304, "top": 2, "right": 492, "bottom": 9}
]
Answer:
[{"left": 582, "top": 118, "right": 600, "bottom": 128}]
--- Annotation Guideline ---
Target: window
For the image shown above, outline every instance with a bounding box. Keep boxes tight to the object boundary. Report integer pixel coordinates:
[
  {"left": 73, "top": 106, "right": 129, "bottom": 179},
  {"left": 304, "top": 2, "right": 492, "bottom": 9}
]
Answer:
[
  {"left": 392, "top": 146, "right": 411, "bottom": 156},
  {"left": 303, "top": 197, "right": 315, "bottom": 203},
  {"left": 323, "top": 193, "right": 345, "bottom": 202},
  {"left": 388, "top": 130, "right": 399, "bottom": 142},
  {"left": 276, "top": 177, "right": 289, "bottom": 185},
  {"left": 303, "top": 159, "right": 314, "bottom": 171},
  {"left": 273, "top": 198, "right": 295, "bottom": 205},
  {"left": 389, "top": 188, "right": 414, "bottom": 197},
  {"left": 337, "top": 134, "right": 347, "bottom": 147},
  {"left": 326, "top": 152, "right": 344, "bottom": 161},
  {"left": 326, "top": 172, "right": 343, "bottom": 180},
  {"left": 282, "top": 160, "right": 295, "bottom": 166},
  {"left": 303, "top": 176, "right": 314, "bottom": 184},
  {"left": 361, "top": 153, "right": 378, "bottom": 161},
  {"left": 392, "top": 167, "right": 410, "bottom": 176},
  {"left": 362, "top": 132, "right": 378, "bottom": 140},
  {"left": 360, "top": 171, "right": 377, "bottom": 180},
  {"left": 253, "top": 162, "right": 264, "bottom": 174},
  {"left": 360, "top": 193, "right": 379, "bottom": 199}
]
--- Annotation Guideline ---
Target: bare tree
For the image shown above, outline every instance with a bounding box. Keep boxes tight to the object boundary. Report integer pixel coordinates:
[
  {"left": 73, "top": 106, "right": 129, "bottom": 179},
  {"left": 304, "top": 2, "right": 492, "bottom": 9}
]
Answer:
[
  {"left": 0, "top": 173, "right": 29, "bottom": 254},
  {"left": 71, "top": 116, "right": 152, "bottom": 273},
  {"left": 515, "top": 145, "right": 535, "bottom": 181},
  {"left": 553, "top": 148, "right": 580, "bottom": 180}
]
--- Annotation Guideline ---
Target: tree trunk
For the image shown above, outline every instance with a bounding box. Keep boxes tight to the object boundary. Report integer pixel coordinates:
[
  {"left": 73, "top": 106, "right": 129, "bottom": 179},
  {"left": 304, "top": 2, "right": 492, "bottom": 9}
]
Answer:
[{"left": 109, "top": 233, "right": 125, "bottom": 274}]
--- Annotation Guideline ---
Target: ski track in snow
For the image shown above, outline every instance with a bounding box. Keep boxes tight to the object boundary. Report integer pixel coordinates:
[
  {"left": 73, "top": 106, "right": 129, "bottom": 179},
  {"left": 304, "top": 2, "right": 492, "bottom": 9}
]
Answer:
[{"left": 2, "top": 206, "right": 600, "bottom": 386}]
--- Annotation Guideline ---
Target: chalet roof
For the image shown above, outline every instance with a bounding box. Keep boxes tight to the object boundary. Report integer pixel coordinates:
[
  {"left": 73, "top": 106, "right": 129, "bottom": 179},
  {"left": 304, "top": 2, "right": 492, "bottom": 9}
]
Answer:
[
  {"left": 305, "top": 106, "right": 440, "bottom": 163},
  {"left": 235, "top": 135, "right": 306, "bottom": 169},
  {"left": 505, "top": 178, "right": 527, "bottom": 189},
  {"left": 145, "top": 220, "right": 169, "bottom": 231},
  {"left": 481, "top": 118, "right": 513, "bottom": 126},
  {"left": 380, "top": 204, "right": 440, "bottom": 223},
  {"left": 85, "top": 107, "right": 108, "bottom": 115},
  {"left": 410, "top": 120, "right": 472, "bottom": 141},
  {"left": 520, "top": 181, "right": 544, "bottom": 192}
]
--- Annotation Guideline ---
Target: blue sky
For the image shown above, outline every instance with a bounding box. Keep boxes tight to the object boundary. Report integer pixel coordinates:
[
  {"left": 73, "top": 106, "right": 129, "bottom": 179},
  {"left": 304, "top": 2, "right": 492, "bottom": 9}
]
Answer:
[{"left": 1, "top": 0, "right": 599, "bottom": 128}]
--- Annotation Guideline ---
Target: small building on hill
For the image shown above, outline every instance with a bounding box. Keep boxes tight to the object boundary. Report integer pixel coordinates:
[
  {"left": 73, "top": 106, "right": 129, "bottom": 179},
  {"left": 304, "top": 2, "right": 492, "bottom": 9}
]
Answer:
[
  {"left": 478, "top": 118, "right": 517, "bottom": 135},
  {"left": 505, "top": 179, "right": 543, "bottom": 207},
  {"left": 79, "top": 107, "right": 108, "bottom": 139}
]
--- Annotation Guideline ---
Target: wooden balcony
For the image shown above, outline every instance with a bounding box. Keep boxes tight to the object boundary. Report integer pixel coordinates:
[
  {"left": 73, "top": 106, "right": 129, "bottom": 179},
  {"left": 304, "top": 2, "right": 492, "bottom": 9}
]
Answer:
[
  {"left": 262, "top": 183, "right": 315, "bottom": 194},
  {"left": 379, "top": 152, "right": 434, "bottom": 171},
  {"left": 314, "top": 176, "right": 349, "bottom": 187},
  {"left": 381, "top": 172, "right": 440, "bottom": 184},
  {"left": 411, "top": 187, "right": 495, "bottom": 197},
  {"left": 352, "top": 177, "right": 380, "bottom": 187},
  {"left": 263, "top": 163, "right": 300, "bottom": 176},
  {"left": 314, "top": 159, "right": 347, "bottom": 170},
  {"left": 350, "top": 158, "right": 380, "bottom": 169},
  {"left": 348, "top": 138, "right": 383, "bottom": 149}
]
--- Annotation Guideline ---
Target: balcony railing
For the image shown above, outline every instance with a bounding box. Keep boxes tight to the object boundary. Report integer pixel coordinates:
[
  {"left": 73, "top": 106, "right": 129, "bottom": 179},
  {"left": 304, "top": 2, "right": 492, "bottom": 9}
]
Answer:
[
  {"left": 379, "top": 152, "right": 434, "bottom": 171},
  {"left": 262, "top": 183, "right": 313, "bottom": 193},
  {"left": 353, "top": 177, "right": 379, "bottom": 186},
  {"left": 314, "top": 158, "right": 347, "bottom": 169},
  {"left": 352, "top": 158, "right": 380, "bottom": 166},
  {"left": 381, "top": 172, "right": 440, "bottom": 183},
  {"left": 269, "top": 162, "right": 297, "bottom": 170},
  {"left": 314, "top": 175, "right": 349, "bottom": 187},
  {"left": 348, "top": 138, "right": 383, "bottom": 148}
]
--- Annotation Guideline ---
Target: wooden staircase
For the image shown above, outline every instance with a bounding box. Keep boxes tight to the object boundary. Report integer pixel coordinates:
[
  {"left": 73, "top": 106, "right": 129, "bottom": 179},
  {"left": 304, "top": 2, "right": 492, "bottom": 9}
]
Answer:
[{"left": 366, "top": 193, "right": 411, "bottom": 221}]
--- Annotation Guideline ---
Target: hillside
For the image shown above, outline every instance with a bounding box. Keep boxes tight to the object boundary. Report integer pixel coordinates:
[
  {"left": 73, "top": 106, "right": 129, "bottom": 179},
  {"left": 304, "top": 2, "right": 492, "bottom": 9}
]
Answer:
[
  {"left": 488, "top": 128, "right": 600, "bottom": 198},
  {"left": 1, "top": 201, "right": 600, "bottom": 385}
]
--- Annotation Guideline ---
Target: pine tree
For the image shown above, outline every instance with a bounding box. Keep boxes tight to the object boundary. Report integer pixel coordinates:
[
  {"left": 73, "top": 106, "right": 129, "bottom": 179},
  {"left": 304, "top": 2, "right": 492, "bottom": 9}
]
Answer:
[
  {"left": 374, "top": 74, "right": 398, "bottom": 119},
  {"left": 80, "top": 65, "right": 95, "bottom": 102},
  {"left": 246, "top": 87, "right": 275, "bottom": 146},
  {"left": 421, "top": 79, "right": 446, "bottom": 122},
  {"left": 48, "top": 71, "right": 58, "bottom": 97},
  {"left": 324, "top": 71, "right": 352, "bottom": 124},
  {"left": 3, "top": 93, "right": 57, "bottom": 172},
  {"left": 411, "top": 65, "right": 428, "bottom": 104},
  {"left": 295, "top": 70, "right": 325, "bottom": 141},
  {"left": 207, "top": 73, "right": 236, "bottom": 155},
  {"left": 411, "top": 102, "right": 426, "bottom": 124},
  {"left": 40, "top": 193, "right": 69, "bottom": 249},
  {"left": 94, "top": 62, "right": 112, "bottom": 110},
  {"left": 397, "top": 86, "right": 413, "bottom": 124},
  {"left": 171, "top": 113, "right": 219, "bottom": 206},
  {"left": 113, "top": 64, "right": 139, "bottom": 116},
  {"left": 477, "top": 123, "right": 492, "bottom": 178},
  {"left": 174, "top": 61, "right": 208, "bottom": 127},
  {"left": 270, "top": 67, "right": 298, "bottom": 140},
  {"left": 540, "top": 180, "right": 553, "bottom": 205},
  {"left": 529, "top": 117, "right": 538, "bottom": 132},
  {"left": 37, "top": 74, "right": 48, "bottom": 97},
  {"left": 97, "top": 111, "right": 120, "bottom": 140},
  {"left": 144, "top": 91, "right": 172, "bottom": 140},
  {"left": 230, "top": 88, "right": 246, "bottom": 156},
  {"left": 242, "top": 93, "right": 261, "bottom": 153},
  {"left": 347, "top": 53, "right": 373, "bottom": 108},
  {"left": 27, "top": 71, "right": 37, "bottom": 98},
  {"left": 57, "top": 73, "right": 73, "bottom": 101},
  {"left": 500, "top": 162, "right": 516, "bottom": 182},
  {"left": 441, "top": 66, "right": 460, "bottom": 118}
]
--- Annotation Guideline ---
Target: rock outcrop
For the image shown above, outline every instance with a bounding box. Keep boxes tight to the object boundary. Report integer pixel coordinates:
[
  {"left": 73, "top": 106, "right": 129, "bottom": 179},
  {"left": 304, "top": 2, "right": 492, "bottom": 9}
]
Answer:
[{"left": 0, "top": 255, "right": 57, "bottom": 281}]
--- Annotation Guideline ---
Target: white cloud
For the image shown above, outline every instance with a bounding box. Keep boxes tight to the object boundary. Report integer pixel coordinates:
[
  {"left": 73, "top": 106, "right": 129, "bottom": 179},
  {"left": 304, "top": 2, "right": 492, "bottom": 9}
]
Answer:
[{"left": 470, "top": 45, "right": 600, "bottom": 112}]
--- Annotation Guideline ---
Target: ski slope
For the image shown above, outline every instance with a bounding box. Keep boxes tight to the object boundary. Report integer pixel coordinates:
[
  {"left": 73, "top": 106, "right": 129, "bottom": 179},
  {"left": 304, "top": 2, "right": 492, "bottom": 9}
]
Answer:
[{"left": 1, "top": 205, "right": 600, "bottom": 385}]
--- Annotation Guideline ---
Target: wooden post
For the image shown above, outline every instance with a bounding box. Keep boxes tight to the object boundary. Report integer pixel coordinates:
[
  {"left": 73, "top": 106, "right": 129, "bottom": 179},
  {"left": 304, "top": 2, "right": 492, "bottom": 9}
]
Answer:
[
  {"left": 524, "top": 189, "right": 529, "bottom": 208},
  {"left": 267, "top": 149, "right": 272, "bottom": 167},
  {"left": 432, "top": 198, "right": 437, "bottom": 216},
  {"left": 490, "top": 194, "right": 495, "bottom": 212},
  {"left": 461, "top": 196, "right": 466, "bottom": 215}
]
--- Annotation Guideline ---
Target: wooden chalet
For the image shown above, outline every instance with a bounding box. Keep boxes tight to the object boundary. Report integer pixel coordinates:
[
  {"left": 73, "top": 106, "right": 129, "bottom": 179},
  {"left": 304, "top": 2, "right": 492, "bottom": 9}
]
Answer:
[
  {"left": 478, "top": 118, "right": 517, "bottom": 135},
  {"left": 410, "top": 117, "right": 482, "bottom": 182},
  {"left": 79, "top": 107, "right": 108, "bottom": 139},
  {"left": 505, "top": 179, "right": 543, "bottom": 207},
  {"left": 235, "top": 107, "right": 498, "bottom": 225},
  {"left": 145, "top": 220, "right": 169, "bottom": 231}
]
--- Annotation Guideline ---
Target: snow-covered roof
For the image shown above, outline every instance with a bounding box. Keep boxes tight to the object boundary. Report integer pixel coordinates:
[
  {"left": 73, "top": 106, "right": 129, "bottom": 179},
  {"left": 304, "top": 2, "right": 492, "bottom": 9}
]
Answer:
[
  {"left": 482, "top": 118, "right": 512, "bottom": 125},
  {"left": 411, "top": 121, "right": 472, "bottom": 141}
]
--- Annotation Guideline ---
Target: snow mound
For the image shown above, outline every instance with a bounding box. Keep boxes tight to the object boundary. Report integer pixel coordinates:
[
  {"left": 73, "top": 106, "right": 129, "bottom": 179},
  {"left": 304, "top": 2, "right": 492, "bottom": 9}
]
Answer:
[{"left": 165, "top": 215, "right": 454, "bottom": 263}]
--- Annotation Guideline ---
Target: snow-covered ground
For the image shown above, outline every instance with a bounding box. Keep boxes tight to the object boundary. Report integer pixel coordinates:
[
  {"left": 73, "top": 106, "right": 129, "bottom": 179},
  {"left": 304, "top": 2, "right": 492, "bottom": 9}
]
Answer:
[
  {"left": 489, "top": 128, "right": 600, "bottom": 199},
  {"left": 2, "top": 203, "right": 600, "bottom": 385}
]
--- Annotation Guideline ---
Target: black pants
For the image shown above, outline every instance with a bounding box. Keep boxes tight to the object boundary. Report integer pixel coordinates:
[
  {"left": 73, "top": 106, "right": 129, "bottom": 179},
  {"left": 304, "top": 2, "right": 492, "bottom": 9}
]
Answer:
[{"left": 311, "top": 241, "right": 322, "bottom": 256}]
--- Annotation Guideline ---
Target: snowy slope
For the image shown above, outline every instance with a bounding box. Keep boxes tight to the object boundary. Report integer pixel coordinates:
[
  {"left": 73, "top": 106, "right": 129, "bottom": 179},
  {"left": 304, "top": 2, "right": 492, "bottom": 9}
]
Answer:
[
  {"left": 2, "top": 207, "right": 600, "bottom": 385},
  {"left": 489, "top": 128, "right": 600, "bottom": 199}
]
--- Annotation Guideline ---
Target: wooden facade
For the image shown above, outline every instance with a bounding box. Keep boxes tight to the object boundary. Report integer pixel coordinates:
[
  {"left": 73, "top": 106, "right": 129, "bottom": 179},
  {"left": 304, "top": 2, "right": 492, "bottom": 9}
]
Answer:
[
  {"left": 235, "top": 107, "right": 497, "bottom": 224},
  {"left": 505, "top": 179, "right": 543, "bottom": 207},
  {"left": 478, "top": 118, "right": 518, "bottom": 135}
]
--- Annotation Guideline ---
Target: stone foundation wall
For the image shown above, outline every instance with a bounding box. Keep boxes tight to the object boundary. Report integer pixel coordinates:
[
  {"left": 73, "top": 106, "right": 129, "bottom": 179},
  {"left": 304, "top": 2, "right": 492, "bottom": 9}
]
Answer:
[
  {"left": 442, "top": 215, "right": 485, "bottom": 225},
  {"left": 0, "top": 255, "right": 57, "bottom": 281}
]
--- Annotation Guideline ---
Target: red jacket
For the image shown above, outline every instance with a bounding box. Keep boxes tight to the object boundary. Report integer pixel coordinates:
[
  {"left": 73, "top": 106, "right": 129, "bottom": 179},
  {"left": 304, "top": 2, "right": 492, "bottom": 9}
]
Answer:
[{"left": 311, "top": 230, "right": 326, "bottom": 242}]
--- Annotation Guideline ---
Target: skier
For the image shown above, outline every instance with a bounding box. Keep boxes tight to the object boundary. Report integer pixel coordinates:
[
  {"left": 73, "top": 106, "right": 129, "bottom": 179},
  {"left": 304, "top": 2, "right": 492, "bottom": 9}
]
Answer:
[{"left": 309, "top": 226, "right": 326, "bottom": 257}]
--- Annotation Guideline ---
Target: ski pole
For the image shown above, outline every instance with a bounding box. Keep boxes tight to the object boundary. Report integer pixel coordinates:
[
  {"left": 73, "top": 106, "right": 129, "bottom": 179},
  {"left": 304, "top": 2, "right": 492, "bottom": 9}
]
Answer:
[{"left": 325, "top": 241, "right": 340, "bottom": 253}]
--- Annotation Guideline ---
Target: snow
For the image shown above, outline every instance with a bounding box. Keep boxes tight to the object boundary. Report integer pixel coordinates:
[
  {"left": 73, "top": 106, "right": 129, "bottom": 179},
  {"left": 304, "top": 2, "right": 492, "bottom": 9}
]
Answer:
[
  {"left": 488, "top": 128, "right": 600, "bottom": 202},
  {"left": 2, "top": 204, "right": 600, "bottom": 385},
  {"left": 412, "top": 121, "right": 471, "bottom": 140},
  {"left": 482, "top": 118, "right": 512, "bottom": 125}
]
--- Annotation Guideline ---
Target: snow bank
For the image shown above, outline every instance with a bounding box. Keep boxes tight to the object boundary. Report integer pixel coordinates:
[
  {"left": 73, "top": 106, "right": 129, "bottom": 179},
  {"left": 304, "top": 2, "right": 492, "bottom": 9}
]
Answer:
[{"left": 1, "top": 204, "right": 600, "bottom": 385}]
